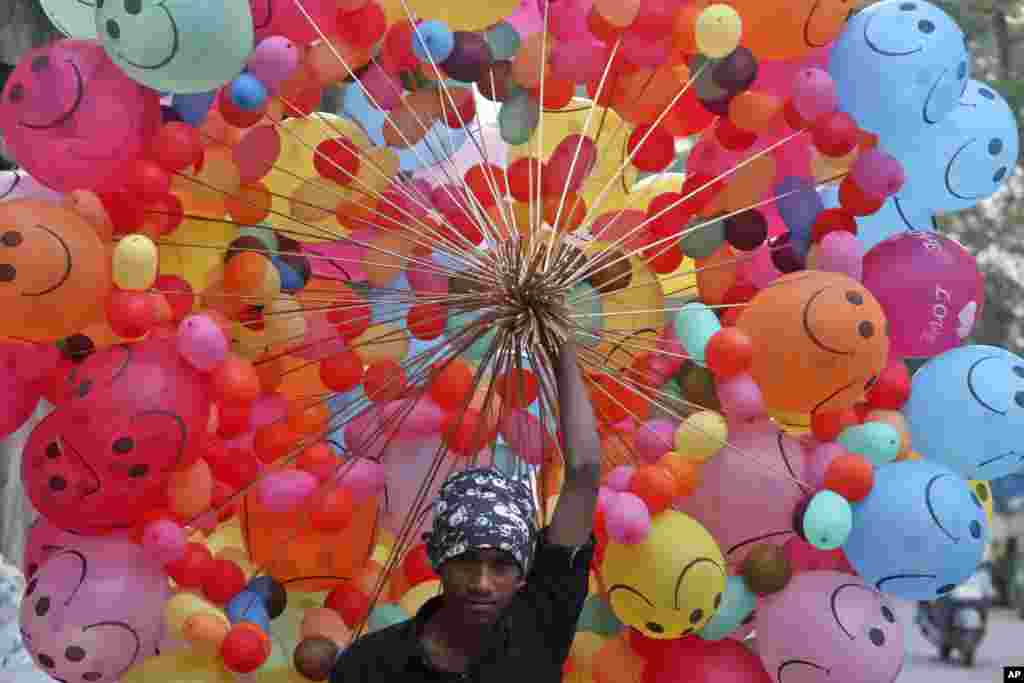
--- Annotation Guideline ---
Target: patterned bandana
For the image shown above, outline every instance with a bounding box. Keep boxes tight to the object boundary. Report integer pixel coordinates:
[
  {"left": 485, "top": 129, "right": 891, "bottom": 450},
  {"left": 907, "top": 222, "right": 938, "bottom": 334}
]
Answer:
[{"left": 424, "top": 468, "right": 539, "bottom": 574}]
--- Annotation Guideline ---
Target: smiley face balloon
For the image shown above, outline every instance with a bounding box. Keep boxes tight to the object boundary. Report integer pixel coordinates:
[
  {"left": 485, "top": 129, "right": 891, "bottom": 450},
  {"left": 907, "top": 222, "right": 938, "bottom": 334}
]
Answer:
[
  {"left": 22, "top": 337, "right": 211, "bottom": 534},
  {"left": 724, "top": 0, "right": 851, "bottom": 60},
  {"left": 19, "top": 519, "right": 168, "bottom": 683},
  {"left": 757, "top": 571, "right": 905, "bottom": 683},
  {"left": 0, "top": 40, "right": 161, "bottom": 193},
  {"left": 97, "top": 0, "right": 254, "bottom": 94},
  {"left": 736, "top": 271, "right": 889, "bottom": 414},
  {"left": 904, "top": 344, "right": 1024, "bottom": 480},
  {"left": 38, "top": 0, "right": 100, "bottom": 38},
  {"left": 601, "top": 510, "right": 726, "bottom": 640},
  {"left": 0, "top": 200, "right": 110, "bottom": 342},
  {"left": 829, "top": 0, "right": 969, "bottom": 145},
  {"left": 843, "top": 460, "right": 987, "bottom": 600}
]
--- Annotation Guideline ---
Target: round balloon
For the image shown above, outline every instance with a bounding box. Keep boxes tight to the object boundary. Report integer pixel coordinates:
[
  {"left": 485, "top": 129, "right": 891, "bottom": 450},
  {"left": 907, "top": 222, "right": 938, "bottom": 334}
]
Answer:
[
  {"left": 862, "top": 231, "right": 984, "bottom": 358},
  {"left": 249, "top": 0, "right": 337, "bottom": 44},
  {"left": 677, "top": 418, "right": 808, "bottom": 570},
  {"left": 726, "top": 0, "right": 851, "bottom": 60},
  {"left": 38, "top": 0, "right": 100, "bottom": 38},
  {"left": 399, "top": 0, "right": 520, "bottom": 31},
  {"left": 757, "top": 571, "right": 904, "bottom": 683},
  {"left": 829, "top": 0, "right": 968, "bottom": 144},
  {"left": 97, "top": 0, "right": 254, "bottom": 94},
  {"left": 601, "top": 510, "right": 726, "bottom": 639},
  {"left": 736, "top": 271, "right": 890, "bottom": 413},
  {"left": 0, "top": 40, "right": 162, "bottom": 193},
  {"left": 904, "top": 344, "right": 1024, "bottom": 480},
  {"left": 22, "top": 338, "right": 211, "bottom": 534},
  {"left": 0, "top": 200, "right": 111, "bottom": 341},
  {"left": 843, "top": 460, "right": 987, "bottom": 600},
  {"left": 19, "top": 519, "right": 169, "bottom": 683}
]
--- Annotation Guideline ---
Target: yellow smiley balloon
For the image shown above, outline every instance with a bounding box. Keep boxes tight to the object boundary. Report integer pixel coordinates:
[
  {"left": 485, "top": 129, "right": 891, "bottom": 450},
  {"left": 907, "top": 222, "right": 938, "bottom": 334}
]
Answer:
[{"left": 601, "top": 510, "right": 726, "bottom": 639}]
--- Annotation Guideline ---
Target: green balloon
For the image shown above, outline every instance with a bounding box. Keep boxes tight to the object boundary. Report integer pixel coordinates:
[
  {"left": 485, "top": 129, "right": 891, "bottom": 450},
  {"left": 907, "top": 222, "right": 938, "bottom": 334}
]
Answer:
[
  {"left": 837, "top": 422, "right": 901, "bottom": 467},
  {"left": 445, "top": 307, "right": 496, "bottom": 362},
  {"left": 97, "top": 0, "right": 254, "bottom": 94},
  {"left": 40, "top": 0, "right": 99, "bottom": 38},
  {"left": 698, "top": 575, "right": 755, "bottom": 641},
  {"left": 485, "top": 22, "right": 522, "bottom": 61},
  {"left": 673, "top": 302, "right": 721, "bottom": 366},
  {"left": 238, "top": 226, "right": 278, "bottom": 252},
  {"left": 499, "top": 92, "right": 540, "bottom": 145},
  {"left": 367, "top": 604, "right": 409, "bottom": 632},
  {"left": 577, "top": 596, "right": 623, "bottom": 637},
  {"left": 679, "top": 217, "right": 726, "bottom": 259},
  {"left": 803, "top": 490, "right": 852, "bottom": 551}
]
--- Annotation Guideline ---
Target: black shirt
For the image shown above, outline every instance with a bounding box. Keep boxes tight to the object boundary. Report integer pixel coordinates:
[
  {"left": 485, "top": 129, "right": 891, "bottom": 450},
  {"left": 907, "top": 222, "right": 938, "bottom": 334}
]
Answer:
[{"left": 330, "top": 528, "right": 595, "bottom": 683}]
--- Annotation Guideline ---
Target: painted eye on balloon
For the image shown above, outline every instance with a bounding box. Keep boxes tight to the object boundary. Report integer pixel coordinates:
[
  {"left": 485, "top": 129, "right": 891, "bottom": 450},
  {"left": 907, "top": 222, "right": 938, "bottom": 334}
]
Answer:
[
  {"left": 917, "top": 19, "right": 935, "bottom": 33},
  {"left": 7, "top": 83, "right": 24, "bottom": 103},
  {"left": 112, "top": 437, "right": 134, "bottom": 454},
  {"left": 1015, "top": 390, "right": 1024, "bottom": 408},
  {"left": 65, "top": 646, "right": 86, "bottom": 662},
  {"left": 124, "top": 0, "right": 141, "bottom": 14},
  {"left": 868, "top": 627, "right": 885, "bottom": 646},
  {"left": 846, "top": 291, "right": 864, "bottom": 305},
  {"left": 989, "top": 139, "right": 1004, "bottom": 156},
  {"left": 1014, "top": 366, "right": 1024, "bottom": 379},
  {"left": 1, "top": 230, "right": 23, "bottom": 246},
  {"left": 898, "top": 2, "right": 916, "bottom": 10},
  {"left": 25, "top": 578, "right": 37, "bottom": 596},
  {"left": 979, "top": 88, "right": 995, "bottom": 100},
  {"left": 46, "top": 442, "right": 61, "bottom": 460},
  {"left": 970, "top": 520, "right": 982, "bottom": 539},
  {"left": 0, "top": 264, "right": 16, "bottom": 282},
  {"left": 881, "top": 605, "right": 895, "bottom": 623},
  {"left": 994, "top": 167, "right": 1008, "bottom": 183}
]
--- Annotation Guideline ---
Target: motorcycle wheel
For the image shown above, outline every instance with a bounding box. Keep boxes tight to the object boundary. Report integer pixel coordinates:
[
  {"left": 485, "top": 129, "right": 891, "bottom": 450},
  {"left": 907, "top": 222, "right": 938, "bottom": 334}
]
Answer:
[
  {"left": 963, "top": 649, "right": 975, "bottom": 667},
  {"left": 939, "top": 645, "right": 951, "bottom": 661}
]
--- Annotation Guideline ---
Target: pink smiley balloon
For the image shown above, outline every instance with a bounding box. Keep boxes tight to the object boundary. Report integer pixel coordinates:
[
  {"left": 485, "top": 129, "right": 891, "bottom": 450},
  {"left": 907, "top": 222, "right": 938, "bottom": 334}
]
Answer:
[
  {"left": 0, "top": 39, "right": 160, "bottom": 193},
  {"left": 19, "top": 518, "right": 169, "bottom": 683},
  {"left": 756, "top": 571, "right": 905, "bottom": 683},
  {"left": 676, "top": 418, "right": 808, "bottom": 571}
]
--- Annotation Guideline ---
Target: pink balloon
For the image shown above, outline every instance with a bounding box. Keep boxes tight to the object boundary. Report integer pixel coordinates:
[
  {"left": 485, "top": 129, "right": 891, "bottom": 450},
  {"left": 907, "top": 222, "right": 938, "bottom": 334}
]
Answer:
[
  {"left": 804, "top": 442, "right": 846, "bottom": 489},
  {"left": 635, "top": 419, "right": 676, "bottom": 463},
  {"left": 336, "top": 457, "right": 386, "bottom": 502},
  {"left": 651, "top": 327, "right": 686, "bottom": 379},
  {"left": 606, "top": 465, "right": 636, "bottom": 492},
  {"left": 597, "top": 485, "right": 615, "bottom": 511},
  {"left": 303, "top": 238, "right": 368, "bottom": 282},
  {"left": 362, "top": 63, "right": 403, "bottom": 111},
  {"left": 224, "top": 392, "right": 287, "bottom": 452},
  {"left": 246, "top": 37, "right": 301, "bottom": 92},
  {"left": 757, "top": 571, "right": 905, "bottom": 683},
  {"left": 394, "top": 398, "right": 445, "bottom": 439},
  {"left": 249, "top": 0, "right": 337, "bottom": 44},
  {"left": 676, "top": 419, "right": 807, "bottom": 570},
  {"left": 234, "top": 124, "right": 282, "bottom": 184},
  {"left": 378, "top": 436, "right": 460, "bottom": 536},
  {"left": 499, "top": 410, "right": 548, "bottom": 465},
  {"left": 753, "top": 47, "right": 829, "bottom": 97},
  {"left": 862, "top": 231, "right": 984, "bottom": 359},
  {"left": 550, "top": 36, "right": 607, "bottom": 83},
  {"left": 851, "top": 149, "right": 905, "bottom": 200},
  {"left": 0, "top": 40, "right": 161, "bottom": 193},
  {"left": 507, "top": 0, "right": 543, "bottom": 37},
  {"left": 177, "top": 314, "right": 229, "bottom": 371},
  {"left": 605, "top": 491, "right": 651, "bottom": 544},
  {"left": 737, "top": 241, "right": 783, "bottom": 289},
  {"left": 142, "top": 518, "right": 187, "bottom": 565},
  {"left": 20, "top": 518, "right": 169, "bottom": 681},
  {"left": 816, "top": 231, "right": 864, "bottom": 281},
  {"left": 256, "top": 468, "right": 318, "bottom": 512},
  {"left": 0, "top": 341, "right": 52, "bottom": 438},
  {"left": 407, "top": 265, "right": 449, "bottom": 294},
  {"left": 23, "top": 337, "right": 211, "bottom": 534},
  {"left": 790, "top": 68, "right": 838, "bottom": 122},
  {"left": 293, "top": 307, "right": 347, "bottom": 362},
  {"left": 716, "top": 374, "right": 765, "bottom": 422}
]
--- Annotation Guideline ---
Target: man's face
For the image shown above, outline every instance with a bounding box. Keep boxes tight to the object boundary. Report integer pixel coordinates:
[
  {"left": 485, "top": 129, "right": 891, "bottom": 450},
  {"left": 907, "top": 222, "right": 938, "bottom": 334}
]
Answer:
[{"left": 440, "top": 549, "right": 525, "bottom": 625}]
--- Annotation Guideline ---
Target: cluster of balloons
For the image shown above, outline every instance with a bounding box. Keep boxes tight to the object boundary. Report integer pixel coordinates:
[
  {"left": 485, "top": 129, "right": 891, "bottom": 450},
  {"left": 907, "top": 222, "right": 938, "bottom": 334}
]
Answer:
[{"left": 0, "top": 0, "right": 1021, "bottom": 681}]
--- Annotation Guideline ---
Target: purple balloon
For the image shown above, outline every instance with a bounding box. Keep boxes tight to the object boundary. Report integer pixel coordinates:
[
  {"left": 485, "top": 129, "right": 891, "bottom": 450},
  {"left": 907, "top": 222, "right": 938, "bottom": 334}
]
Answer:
[
  {"left": 862, "top": 231, "right": 983, "bottom": 359},
  {"left": 246, "top": 36, "right": 301, "bottom": 92}
]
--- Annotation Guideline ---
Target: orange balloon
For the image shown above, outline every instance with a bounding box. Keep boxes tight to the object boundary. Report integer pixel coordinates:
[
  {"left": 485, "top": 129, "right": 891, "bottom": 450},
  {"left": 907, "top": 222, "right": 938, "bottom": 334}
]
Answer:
[
  {"left": 226, "top": 183, "right": 272, "bottom": 224},
  {"left": 729, "top": 91, "right": 784, "bottom": 133},
  {"left": 736, "top": 271, "right": 889, "bottom": 414},
  {"left": 241, "top": 489, "right": 379, "bottom": 593},
  {"left": 727, "top": 0, "right": 852, "bottom": 60},
  {"left": 695, "top": 243, "right": 738, "bottom": 305},
  {"left": 0, "top": 200, "right": 110, "bottom": 341}
]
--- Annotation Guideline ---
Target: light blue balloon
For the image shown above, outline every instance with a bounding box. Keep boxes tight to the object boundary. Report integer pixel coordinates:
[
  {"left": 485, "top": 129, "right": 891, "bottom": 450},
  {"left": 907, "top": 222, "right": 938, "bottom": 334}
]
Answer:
[
  {"left": 888, "top": 79, "right": 1020, "bottom": 215},
  {"left": 171, "top": 90, "right": 217, "bottom": 125},
  {"left": 272, "top": 256, "right": 304, "bottom": 293},
  {"left": 673, "top": 303, "right": 721, "bottom": 366},
  {"left": 486, "top": 22, "right": 522, "bottom": 61},
  {"left": 904, "top": 344, "right": 1024, "bottom": 480},
  {"left": 803, "top": 490, "right": 853, "bottom": 550},
  {"left": 843, "top": 460, "right": 987, "bottom": 600},
  {"left": 578, "top": 595, "right": 624, "bottom": 637},
  {"left": 367, "top": 604, "right": 409, "bottom": 632},
  {"left": 499, "top": 91, "right": 539, "bottom": 145},
  {"left": 837, "top": 422, "right": 901, "bottom": 467},
  {"left": 775, "top": 176, "right": 822, "bottom": 248},
  {"left": 226, "top": 590, "right": 271, "bottom": 632},
  {"left": 412, "top": 21, "right": 455, "bottom": 64},
  {"left": 444, "top": 306, "right": 496, "bottom": 362},
  {"left": 97, "top": 0, "right": 254, "bottom": 94},
  {"left": 829, "top": 0, "right": 969, "bottom": 145},
  {"left": 230, "top": 73, "right": 268, "bottom": 111},
  {"left": 698, "top": 575, "right": 755, "bottom": 641}
]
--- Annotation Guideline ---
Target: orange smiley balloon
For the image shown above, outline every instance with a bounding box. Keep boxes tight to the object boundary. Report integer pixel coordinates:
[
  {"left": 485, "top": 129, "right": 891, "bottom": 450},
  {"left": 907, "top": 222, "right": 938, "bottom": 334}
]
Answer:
[
  {"left": 728, "top": 0, "right": 853, "bottom": 60},
  {"left": 737, "top": 271, "right": 889, "bottom": 414},
  {"left": 0, "top": 199, "right": 110, "bottom": 341}
]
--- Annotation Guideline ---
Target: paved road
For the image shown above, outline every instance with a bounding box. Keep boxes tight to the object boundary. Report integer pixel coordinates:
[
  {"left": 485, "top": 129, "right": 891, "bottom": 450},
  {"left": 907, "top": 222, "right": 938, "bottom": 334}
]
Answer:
[{"left": 898, "top": 602, "right": 1024, "bottom": 682}]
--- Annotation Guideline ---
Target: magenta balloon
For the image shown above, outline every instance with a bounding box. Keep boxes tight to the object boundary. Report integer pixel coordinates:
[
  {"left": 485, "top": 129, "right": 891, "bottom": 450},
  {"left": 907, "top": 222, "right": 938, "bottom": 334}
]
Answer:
[
  {"left": 804, "top": 442, "right": 845, "bottom": 489},
  {"left": 676, "top": 418, "right": 807, "bottom": 571},
  {"left": 850, "top": 149, "right": 905, "bottom": 200},
  {"left": 294, "top": 306, "right": 347, "bottom": 362},
  {"left": 142, "top": 518, "right": 187, "bottom": 565},
  {"left": 790, "top": 67, "right": 838, "bottom": 122},
  {"left": 752, "top": 47, "right": 829, "bottom": 97},
  {"left": 737, "top": 241, "right": 784, "bottom": 289},
  {"left": 507, "top": 0, "right": 543, "bottom": 37},
  {"left": 395, "top": 398, "right": 445, "bottom": 439},
  {"left": 782, "top": 536, "right": 853, "bottom": 575},
  {"left": 757, "top": 571, "right": 904, "bottom": 683},
  {"left": 606, "top": 465, "right": 635, "bottom": 492},
  {"left": 336, "top": 457, "right": 386, "bottom": 503},
  {"left": 862, "top": 231, "right": 984, "bottom": 358},
  {"left": 605, "top": 491, "right": 651, "bottom": 544},
  {"left": 224, "top": 392, "right": 287, "bottom": 452},
  {"left": 177, "top": 314, "right": 229, "bottom": 371},
  {"left": 303, "top": 238, "right": 368, "bottom": 282},
  {"left": 715, "top": 374, "right": 765, "bottom": 422},
  {"left": 816, "top": 230, "right": 864, "bottom": 281},
  {"left": 249, "top": 0, "right": 337, "bottom": 44},
  {"left": 256, "top": 469, "right": 318, "bottom": 512},
  {"left": 246, "top": 36, "right": 301, "bottom": 91},
  {"left": 0, "top": 40, "right": 160, "bottom": 193},
  {"left": 20, "top": 518, "right": 168, "bottom": 682},
  {"left": 362, "top": 63, "right": 403, "bottom": 111},
  {"left": 635, "top": 420, "right": 676, "bottom": 463},
  {"left": 22, "top": 337, "right": 212, "bottom": 534},
  {"left": 548, "top": 134, "right": 598, "bottom": 194}
]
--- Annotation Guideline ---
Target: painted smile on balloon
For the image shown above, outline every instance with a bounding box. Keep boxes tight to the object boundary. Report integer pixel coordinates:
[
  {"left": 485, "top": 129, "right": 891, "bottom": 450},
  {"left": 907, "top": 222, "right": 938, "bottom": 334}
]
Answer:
[
  {"left": 0, "top": 173, "right": 21, "bottom": 200},
  {"left": 20, "top": 225, "right": 72, "bottom": 297},
  {"left": 863, "top": 12, "right": 923, "bottom": 56},
  {"left": 778, "top": 659, "right": 831, "bottom": 682},
  {"left": 925, "top": 474, "right": 958, "bottom": 542},
  {"left": 114, "top": 4, "right": 180, "bottom": 70},
  {"left": 874, "top": 573, "right": 937, "bottom": 591},
  {"left": 43, "top": 436, "right": 102, "bottom": 498},
  {"left": 726, "top": 531, "right": 794, "bottom": 557},
  {"left": 803, "top": 0, "right": 830, "bottom": 47},
  {"left": 922, "top": 67, "right": 950, "bottom": 124},
  {"left": 831, "top": 583, "right": 888, "bottom": 640},
  {"left": 252, "top": 0, "right": 273, "bottom": 29},
  {"left": 812, "top": 379, "right": 859, "bottom": 414},
  {"left": 978, "top": 451, "right": 1024, "bottom": 469},
  {"left": 945, "top": 138, "right": 988, "bottom": 200},
  {"left": 18, "top": 61, "right": 84, "bottom": 130},
  {"left": 966, "top": 355, "right": 1007, "bottom": 415},
  {"left": 803, "top": 288, "right": 852, "bottom": 355},
  {"left": 606, "top": 556, "right": 725, "bottom": 634},
  {"left": 891, "top": 197, "right": 927, "bottom": 231}
]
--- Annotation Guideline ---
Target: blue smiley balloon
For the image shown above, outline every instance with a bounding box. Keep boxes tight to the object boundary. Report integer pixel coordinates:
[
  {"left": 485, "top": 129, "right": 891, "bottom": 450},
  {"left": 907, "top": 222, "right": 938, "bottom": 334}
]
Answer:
[
  {"left": 843, "top": 460, "right": 987, "bottom": 601},
  {"left": 829, "top": 0, "right": 969, "bottom": 145},
  {"left": 904, "top": 344, "right": 1024, "bottom": 481},
  {"left": 97, "top": 0, "right": 254, "bottom": 94}
]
